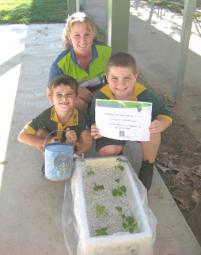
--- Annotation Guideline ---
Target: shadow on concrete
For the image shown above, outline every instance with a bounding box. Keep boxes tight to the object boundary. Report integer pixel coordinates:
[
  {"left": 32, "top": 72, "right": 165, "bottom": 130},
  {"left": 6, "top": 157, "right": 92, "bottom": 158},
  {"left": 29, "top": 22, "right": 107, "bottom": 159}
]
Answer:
[
  {"left": 128, "top": 14, "right": 201, "bottom": 97},
  {"left": 0, "top": 24, "right": 67, "bottom": 255}
]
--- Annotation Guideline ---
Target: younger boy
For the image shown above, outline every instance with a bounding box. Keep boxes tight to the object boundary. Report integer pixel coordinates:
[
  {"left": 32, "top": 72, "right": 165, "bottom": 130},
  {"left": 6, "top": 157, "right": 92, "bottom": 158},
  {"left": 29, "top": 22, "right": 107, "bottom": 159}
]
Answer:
[
  {"left": 18, "top": 75, "right": 92, "bottom": 162},
  {"left": 90, "top": 52, "right": 172, "bottom": 190}
]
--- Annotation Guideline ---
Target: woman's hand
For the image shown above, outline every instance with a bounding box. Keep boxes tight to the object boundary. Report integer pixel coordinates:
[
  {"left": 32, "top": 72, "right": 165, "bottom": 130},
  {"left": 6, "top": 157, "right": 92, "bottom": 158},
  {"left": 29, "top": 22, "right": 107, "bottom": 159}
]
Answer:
[
  {"left": 74, "top": 87, "right": 93, "bottom": 112},
  {"left": 65, "top": 128, "right": 77, "bottom": 144},
  {"left": 74, "top": 97, "right": 88, "bottom": 112},
  {"left": 91, "top": 124, "right": 102, "bottom": 139},
  {"left": 78, "top": 87, "right": 93, "bottom": 103}
]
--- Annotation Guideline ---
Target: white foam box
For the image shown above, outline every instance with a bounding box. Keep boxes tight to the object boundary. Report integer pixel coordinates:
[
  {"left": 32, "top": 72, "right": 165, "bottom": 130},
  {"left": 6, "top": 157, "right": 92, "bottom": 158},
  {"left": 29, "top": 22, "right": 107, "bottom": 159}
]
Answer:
[{"left": 71, "top": 156, "right": 154, "bottom": 255}]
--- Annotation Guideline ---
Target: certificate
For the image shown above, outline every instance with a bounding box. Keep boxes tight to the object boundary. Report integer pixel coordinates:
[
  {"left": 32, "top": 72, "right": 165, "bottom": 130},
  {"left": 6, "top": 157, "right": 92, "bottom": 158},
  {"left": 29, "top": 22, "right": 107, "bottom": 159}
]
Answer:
[{"left": 95, "top": 99, "right": 152, "bottom": 141}]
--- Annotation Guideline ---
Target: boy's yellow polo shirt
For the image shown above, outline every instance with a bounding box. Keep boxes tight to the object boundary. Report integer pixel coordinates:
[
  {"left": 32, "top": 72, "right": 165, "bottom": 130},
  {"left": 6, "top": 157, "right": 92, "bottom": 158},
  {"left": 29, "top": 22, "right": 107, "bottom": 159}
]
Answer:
[
  {"left": 24, "top": 106, "right": 89, "bottom": 142},
  {"left": 89, "top": 83, "right": 173, "bottom": 125}
]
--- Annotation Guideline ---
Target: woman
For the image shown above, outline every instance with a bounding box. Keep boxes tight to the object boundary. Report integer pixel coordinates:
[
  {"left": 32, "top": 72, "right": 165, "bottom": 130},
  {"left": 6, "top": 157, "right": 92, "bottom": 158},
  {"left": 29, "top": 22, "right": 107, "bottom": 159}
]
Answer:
[{"left": 48, "top": 12, "right": 112, "bottom": 112}]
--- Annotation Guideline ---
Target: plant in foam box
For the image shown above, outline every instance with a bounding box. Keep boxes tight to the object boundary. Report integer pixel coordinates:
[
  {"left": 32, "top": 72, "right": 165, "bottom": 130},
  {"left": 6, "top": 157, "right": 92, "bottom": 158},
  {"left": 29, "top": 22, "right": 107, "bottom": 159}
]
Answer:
[{"left": 63, "top": 156, "right": 157, "bottom": 255}]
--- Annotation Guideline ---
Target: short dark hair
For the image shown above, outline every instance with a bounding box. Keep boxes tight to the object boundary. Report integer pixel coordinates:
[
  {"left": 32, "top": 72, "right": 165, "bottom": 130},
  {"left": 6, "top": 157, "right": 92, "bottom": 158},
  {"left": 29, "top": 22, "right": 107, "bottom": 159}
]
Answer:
[
  {"left": 106, "top": 52, "right": 137, "bottom": 74},
  {"left": 49, "top": 75, "right": 78, "bottom": 95}
]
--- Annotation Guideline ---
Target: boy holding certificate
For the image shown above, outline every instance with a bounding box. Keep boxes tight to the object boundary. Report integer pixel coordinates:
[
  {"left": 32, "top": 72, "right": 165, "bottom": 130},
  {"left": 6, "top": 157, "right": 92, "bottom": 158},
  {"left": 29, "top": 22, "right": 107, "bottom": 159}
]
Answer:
[{"left": 90, "top": 52, "right": 172, "bottom": 190}]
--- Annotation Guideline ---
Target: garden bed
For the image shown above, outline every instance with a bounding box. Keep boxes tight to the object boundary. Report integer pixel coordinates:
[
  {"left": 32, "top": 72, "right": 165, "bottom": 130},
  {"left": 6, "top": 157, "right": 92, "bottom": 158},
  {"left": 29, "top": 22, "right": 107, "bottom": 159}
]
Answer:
[
  {"left": 82, "top": 157, "right": 138, "bottom": 236},
  {"left": 71, "top": 156, "right": 155, "bottom": 255}
]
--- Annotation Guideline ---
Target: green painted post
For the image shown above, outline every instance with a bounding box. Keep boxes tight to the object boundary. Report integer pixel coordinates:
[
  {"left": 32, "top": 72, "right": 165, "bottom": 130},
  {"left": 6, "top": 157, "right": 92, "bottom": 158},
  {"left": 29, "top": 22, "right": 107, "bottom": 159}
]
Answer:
[
  {"left": 107, "top": 0, "right": 130, "bottom": 53},
  {"left": 173, "top": 0, "right": 196, "bottom": 99},
  {"left": 67, "top": 0, "right": 76, "bottom": 16},
  {"left": 79, "top": 0, "right": 86, "bottom": 10}
]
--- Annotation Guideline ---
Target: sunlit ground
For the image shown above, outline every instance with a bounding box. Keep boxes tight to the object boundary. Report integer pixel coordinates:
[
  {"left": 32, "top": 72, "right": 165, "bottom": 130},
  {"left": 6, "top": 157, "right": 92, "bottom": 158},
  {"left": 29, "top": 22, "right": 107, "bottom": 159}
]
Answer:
[
  {"left": 0, "top": 25, "right": 27, "bottom": 65},
  {"left": 0, "top": 25, "right": 27, "bottom": 187},
  {"left": 130, "top": 1, "right": 201, "bottom": 56}
]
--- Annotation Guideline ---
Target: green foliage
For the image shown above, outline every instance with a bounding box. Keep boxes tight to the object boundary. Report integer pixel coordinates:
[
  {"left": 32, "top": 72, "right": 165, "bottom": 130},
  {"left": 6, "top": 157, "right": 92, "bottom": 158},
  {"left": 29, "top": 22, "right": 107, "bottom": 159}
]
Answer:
[
  {"left": 0, "top": 0, "right": 67, "bottom": 24},
  {"left": 95, "top": 227, "right": 108, "bottom": 236},
  {"left": 146, "top": 0, "right": 183, "bottom": 14},
  {"left": 193, "top": 11, "right": 201, "bottom": 19},
  {"left": 115, "top": 206, "right": 123, "bottom": 213},
  {"left": 115, "top": 164, "right": 124, "bottom": 171},
  {"left": 114, "top": 178, "right": 120, "bottom": 183},
  {"left": 112, "top": 185, "right": 127, "bottom": 196},
  {"left": 115, "top": 158, "right": 127, "bottom": 171},
  {"left": 86, "top": 168, "right": 95, "bottom": 176},
  {"left": 93, "top": 183, "right": 105, "bottom": 192},
  {"left": 122, "top": 214, "right": 137, "bottom": 233},
  {"left": 116, "top": 206, "right": 137, "bottom": 233},
  {"left": 116, "top": 157, "right": 127, "bottom": 163},
  {"left": 96, "top": 204, "right": 108, "bottom": 217}
]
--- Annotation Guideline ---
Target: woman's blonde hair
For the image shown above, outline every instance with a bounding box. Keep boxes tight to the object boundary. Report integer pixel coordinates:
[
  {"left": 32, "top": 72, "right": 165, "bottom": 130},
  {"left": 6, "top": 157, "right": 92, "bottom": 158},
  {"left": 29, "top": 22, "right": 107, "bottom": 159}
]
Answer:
[{"left": 63, "top": 12, "right": 97, "bottom": 49}]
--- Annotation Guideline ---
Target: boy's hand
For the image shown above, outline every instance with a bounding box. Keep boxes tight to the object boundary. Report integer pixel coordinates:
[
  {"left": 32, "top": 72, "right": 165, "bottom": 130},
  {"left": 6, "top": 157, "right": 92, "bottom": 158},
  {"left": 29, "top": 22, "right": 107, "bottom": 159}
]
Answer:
[
  {"left": 91, "top": 124, "right": 102, "bottom": 139},
  {"left": 65, "top": 128, "right": 77, "bottom": 144},
  {"left": 47, "top": 135, "right": 59, "bottom": 144},
  {"left": 149, "top": 118, "right": 170, "bottom": 134}
]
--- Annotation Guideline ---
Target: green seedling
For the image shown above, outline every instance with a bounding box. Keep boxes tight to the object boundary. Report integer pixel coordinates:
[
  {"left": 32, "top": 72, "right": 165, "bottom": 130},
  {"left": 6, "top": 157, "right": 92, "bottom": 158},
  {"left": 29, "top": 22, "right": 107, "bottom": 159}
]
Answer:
[
  {"left": 86, "top": 168, "right": 95, "bottom": 176},
  {"left": 116, "top": 157, "right": 127, "bottom": 163},
  {"left": 112, "top": 185, "right": 127, "bottom": 196},
  {"left": 96, "top": 204, "right": 108, "bottom": 217},
  {"left": 115, "top": 163, "right": 124, "bottom": 171},
  {"left": 95, "top": 227, "right": 108, "bottom": 236},
  {"left": 115, "top": 156, "right": 127, "bottom": 171},
  {"left": 122, "top": 214, "right": 137, "bottom": 233},
  {"left": 116, "top": 207, "right": 137, "bottom": 233},
  {"left": 115, "top": 206, "right": 123, "bottom": 213},
  {"left": 93, "top": 183, "right": 105, "bottom": 191}
]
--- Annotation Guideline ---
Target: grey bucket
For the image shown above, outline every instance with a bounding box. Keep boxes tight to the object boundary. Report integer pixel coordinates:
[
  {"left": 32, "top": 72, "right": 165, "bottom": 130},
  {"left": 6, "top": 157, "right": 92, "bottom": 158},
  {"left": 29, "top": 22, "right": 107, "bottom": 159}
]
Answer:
[{"left": 44, "top": 131, "right": 74, "bottom": 181}]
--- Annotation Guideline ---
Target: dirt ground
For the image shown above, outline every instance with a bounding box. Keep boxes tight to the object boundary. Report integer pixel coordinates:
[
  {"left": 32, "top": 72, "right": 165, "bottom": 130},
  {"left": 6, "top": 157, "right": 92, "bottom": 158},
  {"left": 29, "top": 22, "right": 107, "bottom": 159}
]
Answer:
[
  {"left": 141, "top": 0, "right": 201, "bottom": 247},
  {"left": 137, "top": 68, "right": 201, "bottom": 246},
  {"left": 156, "top": 98, "right": 201, "bottom": 246},
  {"left": 142, "top": 0, "right": 201, "bottom": 246}
]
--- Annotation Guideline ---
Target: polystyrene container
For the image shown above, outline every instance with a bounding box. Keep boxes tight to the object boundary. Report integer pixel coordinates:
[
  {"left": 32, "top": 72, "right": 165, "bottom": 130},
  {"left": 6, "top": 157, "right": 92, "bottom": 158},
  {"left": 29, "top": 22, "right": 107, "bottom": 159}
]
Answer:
[{"left": 71, "top": 156, "right": 155, "bottom": 255}]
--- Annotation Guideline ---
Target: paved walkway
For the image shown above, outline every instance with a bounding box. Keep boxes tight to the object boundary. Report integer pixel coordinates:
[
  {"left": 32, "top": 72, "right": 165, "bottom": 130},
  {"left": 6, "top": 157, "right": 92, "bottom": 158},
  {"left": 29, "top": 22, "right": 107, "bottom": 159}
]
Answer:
[{"left": 0, "top": 1, "right": 201, "bottom": 254}]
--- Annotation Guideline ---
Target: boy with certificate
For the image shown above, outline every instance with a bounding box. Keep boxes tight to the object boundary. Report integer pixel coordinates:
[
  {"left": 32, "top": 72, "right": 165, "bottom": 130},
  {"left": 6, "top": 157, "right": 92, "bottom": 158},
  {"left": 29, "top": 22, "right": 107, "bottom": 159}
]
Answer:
[{"left": 90, "top": 53, "right": 172, "bottom": 190}]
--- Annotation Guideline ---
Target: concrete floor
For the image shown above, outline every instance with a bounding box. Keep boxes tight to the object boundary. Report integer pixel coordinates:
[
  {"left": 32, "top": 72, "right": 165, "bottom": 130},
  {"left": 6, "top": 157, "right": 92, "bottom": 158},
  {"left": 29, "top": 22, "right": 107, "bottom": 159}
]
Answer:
[{"left": 0, "top": 1, "right": 201, "bottom": 254}]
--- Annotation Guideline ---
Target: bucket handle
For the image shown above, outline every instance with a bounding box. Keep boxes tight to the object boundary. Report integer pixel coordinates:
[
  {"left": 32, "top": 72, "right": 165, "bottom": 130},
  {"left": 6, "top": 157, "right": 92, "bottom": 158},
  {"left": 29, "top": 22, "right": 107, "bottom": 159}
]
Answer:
[
  {"left": 43, "top": 130, "right": 84, "bottom": 160},
  {"left": 43, "top": 129, "right": 67, "bottom": 148}
]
